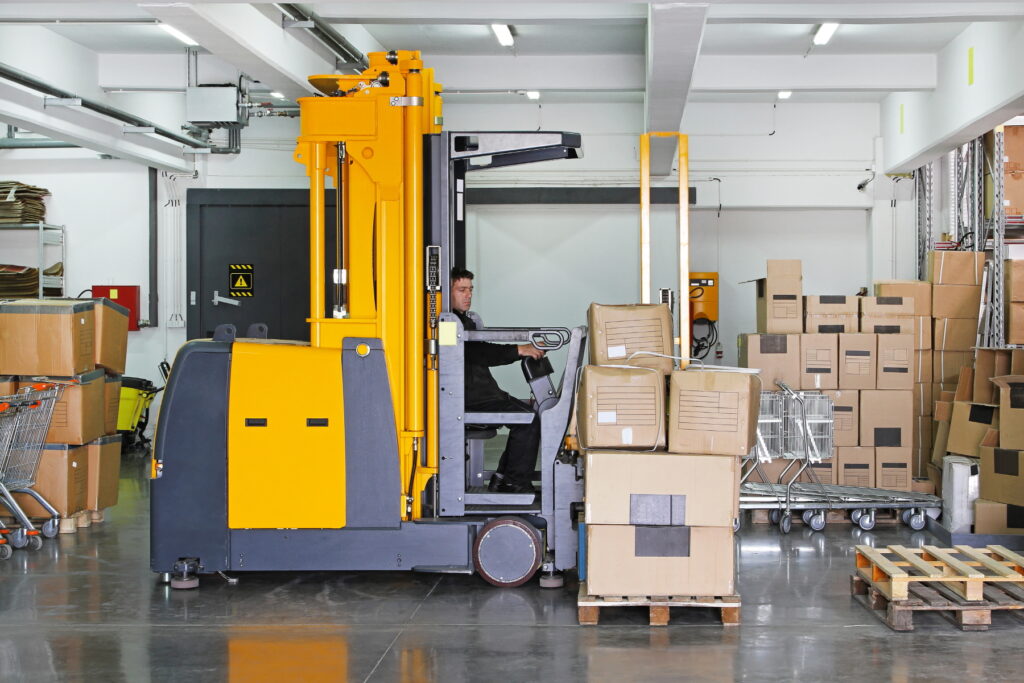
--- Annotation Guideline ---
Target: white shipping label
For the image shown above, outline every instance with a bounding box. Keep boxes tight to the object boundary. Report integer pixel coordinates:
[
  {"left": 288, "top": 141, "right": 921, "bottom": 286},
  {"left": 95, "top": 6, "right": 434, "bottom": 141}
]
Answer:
[
  {"left": 607, "top": 344, "right": 627, "bottom": 359},
  {"left": 597, "top": 411, "right": 617, "bottom": 425},
  {"left": 621, "top": 427, "right": 633, "bottom": 445}
]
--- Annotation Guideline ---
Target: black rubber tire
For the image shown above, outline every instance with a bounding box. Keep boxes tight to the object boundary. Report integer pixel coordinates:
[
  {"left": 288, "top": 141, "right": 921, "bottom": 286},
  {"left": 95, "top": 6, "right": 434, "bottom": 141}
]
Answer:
[
  {"left": 769, "top": 510, "right": 781, "bottom": 525},
  {"left": 901, "top": 509, "right": 913, "bottom": 525},
  {"left": 779, "top": 515, "right": 792, "bottom": 534},
  {"left": 41, "top": 519, "right": 59, "bottom": 539},
  {"left": 27, "top": 535, "right": 43, "bottom": 551},
  {"left": 850, "top": 509, "right": 863, "bottom": 525},
  {"left": 909, "top": 514, "right": 926, "bottom": 531},
  {"left": 858, "top": 514, "right": 876, "bottom": 531},
  {"left": 810, "top": 513, "right": 827, "bottom": 532},
  {"left": 802, "top": 510, "right": 815, "bottom": 525},
  {"left": 472, "top": 517, "right": 543, "bottom": 588},
  {"left": 0, "top": 544, "right": 11, "bottom": 560}
]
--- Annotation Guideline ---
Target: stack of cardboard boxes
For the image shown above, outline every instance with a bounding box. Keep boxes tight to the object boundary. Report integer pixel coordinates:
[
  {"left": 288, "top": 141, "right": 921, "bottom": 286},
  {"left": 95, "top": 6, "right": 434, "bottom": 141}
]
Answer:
[
  {"left": 738, "top": 260, "right": 917, "bottom": 491},
  {"left": 976, "top": 375, "right": 1024, "bottom": 534},
  {"left": 929, "top": 251, "right": 984, "bottom": 393},
  {"left": 0, "top": 298, "right": 128, "bottom": 525},
  {"left": 579, "top": 303, "right": 755, "bottom": 597},
  {"left": 1006, "top": 259, "right": 1024, "bottom": 344}
]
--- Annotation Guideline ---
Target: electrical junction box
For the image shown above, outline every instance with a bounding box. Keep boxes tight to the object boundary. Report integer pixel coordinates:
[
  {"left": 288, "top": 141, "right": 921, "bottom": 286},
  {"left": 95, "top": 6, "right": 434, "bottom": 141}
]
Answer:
[
  {"left": 689, "top": 272, "right": 719, "bottom": 322},
  {"left": 92, "top": 285, "right": 140, "bottom": 331},
  {"left": 186, "top": 86, "right": 240, "bottom": 126}
]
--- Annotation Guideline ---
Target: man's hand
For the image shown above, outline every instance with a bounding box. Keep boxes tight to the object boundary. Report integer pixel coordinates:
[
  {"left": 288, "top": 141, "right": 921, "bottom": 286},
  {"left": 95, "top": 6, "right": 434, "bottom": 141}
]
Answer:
[{"left": 517, "top": 343, "right": 545, "bottom": 360}]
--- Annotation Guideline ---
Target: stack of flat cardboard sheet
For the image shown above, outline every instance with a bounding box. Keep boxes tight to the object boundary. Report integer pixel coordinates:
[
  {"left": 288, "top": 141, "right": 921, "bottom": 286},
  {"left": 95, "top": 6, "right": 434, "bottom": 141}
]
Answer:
[
  {"left": 0, "top": 181, "right": 50, "bottom": 223},
  {"left": 0, "top": 262, "right": 62, "bottom": 297}
]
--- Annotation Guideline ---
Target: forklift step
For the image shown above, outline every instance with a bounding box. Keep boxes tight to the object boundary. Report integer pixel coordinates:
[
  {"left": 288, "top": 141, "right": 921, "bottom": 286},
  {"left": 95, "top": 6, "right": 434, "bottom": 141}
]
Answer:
[
  {"left": 464, "top": 503, "right": 542, "bottom": 514},
  {"left": 464, "top": 487, "right": 537, "bottom": 506}
]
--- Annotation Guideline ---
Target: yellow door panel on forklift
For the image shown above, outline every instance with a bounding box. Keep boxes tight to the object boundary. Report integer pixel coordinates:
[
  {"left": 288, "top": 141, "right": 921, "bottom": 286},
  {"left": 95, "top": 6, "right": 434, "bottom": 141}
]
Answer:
[{"left": 227, "top": 342, "right": 346, "bottom": 529}]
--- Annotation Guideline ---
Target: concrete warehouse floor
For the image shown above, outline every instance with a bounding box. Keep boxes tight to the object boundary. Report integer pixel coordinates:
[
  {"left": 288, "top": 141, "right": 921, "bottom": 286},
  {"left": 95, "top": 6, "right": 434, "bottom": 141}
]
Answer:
[{"left": 1, "top": 457, "right": 1022, "bottom": 682}]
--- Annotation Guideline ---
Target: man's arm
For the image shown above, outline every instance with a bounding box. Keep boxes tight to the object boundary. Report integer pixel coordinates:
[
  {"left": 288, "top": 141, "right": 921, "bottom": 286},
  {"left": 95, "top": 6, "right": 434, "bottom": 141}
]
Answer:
[{"left": 465, "top": 341, "right": 544, "bottom": 367}]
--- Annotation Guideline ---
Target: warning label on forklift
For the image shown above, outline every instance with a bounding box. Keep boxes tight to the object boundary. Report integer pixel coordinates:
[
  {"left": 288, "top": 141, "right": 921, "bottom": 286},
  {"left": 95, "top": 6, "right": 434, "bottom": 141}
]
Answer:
[{"left": 229, "top": 264, "right": 254, "bottom": 297}]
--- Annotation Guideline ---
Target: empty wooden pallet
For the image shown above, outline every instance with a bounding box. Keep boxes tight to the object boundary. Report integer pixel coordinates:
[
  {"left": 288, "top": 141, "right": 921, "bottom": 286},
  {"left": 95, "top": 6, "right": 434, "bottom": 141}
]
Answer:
[{"left": 577, "top": 582, "right": 741, "bottom": 626}]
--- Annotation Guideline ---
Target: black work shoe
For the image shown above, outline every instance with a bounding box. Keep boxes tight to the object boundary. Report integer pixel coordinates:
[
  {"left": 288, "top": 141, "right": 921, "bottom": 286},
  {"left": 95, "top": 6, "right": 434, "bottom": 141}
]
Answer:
[
  {"left": 487, "top": 474, "right": 503, "bottom": 492},
  {"left": 496, "top": 479, "right": 535, "bottom": 494}
]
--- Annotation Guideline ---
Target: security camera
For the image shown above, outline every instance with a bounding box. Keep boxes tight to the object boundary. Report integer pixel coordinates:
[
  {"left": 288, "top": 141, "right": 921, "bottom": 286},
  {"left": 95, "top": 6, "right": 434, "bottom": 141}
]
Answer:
[{"left": 856, "top": 175, "right": 875, "bottom": 192}]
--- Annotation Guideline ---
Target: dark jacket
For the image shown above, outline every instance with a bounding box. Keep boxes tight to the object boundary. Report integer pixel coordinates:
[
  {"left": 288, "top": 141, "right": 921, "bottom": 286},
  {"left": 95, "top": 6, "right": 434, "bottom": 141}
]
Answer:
[{"left": 455, "top": 310, "right": 520, "bottom": 404}]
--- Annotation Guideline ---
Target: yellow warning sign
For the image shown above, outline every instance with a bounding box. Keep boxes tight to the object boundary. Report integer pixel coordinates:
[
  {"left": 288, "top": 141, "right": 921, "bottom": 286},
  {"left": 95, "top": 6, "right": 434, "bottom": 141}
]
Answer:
[{"left": 229, "top": 265, "right": 255, "bottom": 297}]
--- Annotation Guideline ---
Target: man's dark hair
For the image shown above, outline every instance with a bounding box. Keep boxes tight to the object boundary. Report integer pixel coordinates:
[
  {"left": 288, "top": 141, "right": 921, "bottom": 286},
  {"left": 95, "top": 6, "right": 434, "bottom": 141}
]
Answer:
[{"left": 451, "top": 267, "right": 474, "bottom": 281}]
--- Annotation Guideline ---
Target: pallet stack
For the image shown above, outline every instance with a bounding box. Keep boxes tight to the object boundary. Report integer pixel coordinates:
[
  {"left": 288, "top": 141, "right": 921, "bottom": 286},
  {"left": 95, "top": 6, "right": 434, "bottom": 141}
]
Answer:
[
  {"left": 0, "top": 298, "right": 129, "bottom": 531},
  {"left": 576, "top": 303, "right": 749, "bottom": 624}
]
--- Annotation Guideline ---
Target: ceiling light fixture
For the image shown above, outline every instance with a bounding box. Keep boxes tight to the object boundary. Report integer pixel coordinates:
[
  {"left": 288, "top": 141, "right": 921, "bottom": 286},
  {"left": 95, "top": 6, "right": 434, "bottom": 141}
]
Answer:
[
  {"left": 490, "top": 24, "right": 514, "bottom": 47},
  {"left": 777, "top": 91, "right": 792, "bottom": 99},
  {"left": 160, "top": 23, "right": 198, "bottom": 46},
  {"left": 813, "top": 22, "right": 839, "bottom": 46},
  {"left": 270, "top": 92, "right": 284, "bottom": 99},
  {"left": 525, "top": 91, "right": 540, "bottom": 100}
]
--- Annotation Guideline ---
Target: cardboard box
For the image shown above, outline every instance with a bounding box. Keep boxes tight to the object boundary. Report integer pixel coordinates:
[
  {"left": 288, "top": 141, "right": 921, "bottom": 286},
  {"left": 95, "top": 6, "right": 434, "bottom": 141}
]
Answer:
[
  {"left": 990, "top": 376, "right": 1024, "bottom": 450},
  {"left": 804, "top": 314, "right": 858, "bottom": 334},
  {"left": 1008, "top": 303, "right": 1024, "bottom": 345},
  {"left": 799, "top": 460, "right": 837, "bottom": 485},
  {"left": 86, "top": 434, "right": 121, "bottom": 510},
  {"left": 588, "top": 303, "right": 675, "bottom": 374},
  {"left": 912, "top": 477, "right": 936, "bottom": 495},
  {"left": 668, "top": 368, "right": 759, "bottom": 456},
  {"left": 928, "top": 461, "right": 943, "bottom": 495},
  {"left": 799, "top": 334, "right": 838, "bottom": 390},
  {"left": 914, "top": 382, "right": 932, "bottom": 416},
  {"left": 914, "top": 414, "right": 934, "bottom": 453},
  {"left": 838, "top": 447, "right": 874, "bottom": 487},
  {"left": 927, "top": 251, "right": 985, "bottom": 285},
  {"left": 1006, "top": 260, "right": 1024, "bottom": 302},
  {"left": 93, "top": 298, "right": 130, "bottom": 374},
  {"left": 915, "top": 351, "right": 933, "bottom": 384},
  {"left": 873, "top": 280, "right": 932, "bottom": 316},
  {"left": 6, "top": 444, "right": 88, "bottom": 517},
  {"left": 753, "top": 260, "right": 803, "bottom": 334},
  {"left": 876, "top": 334, "right": 914, "bottom": 390},
  {"left": 860, "top": 315, "right": 915, "bottom": 336},
  {"left": 933, "top": 318, "right": 977, "bottom": 351},
  {"left": 103, "top": 374, "right": 122, "bottom": 435},
  {"left": 943, "top": 455, "right": 979, "bottom": 533},
  {"left": 824, "top": 390, "right": 858, "bottom": 447},
  {"left": 947, "top": 401, "right": 999, "bottom": 458},
  {"left": 954, "top": 366, "right": 975, "bottom": 402},
  {"left": 577, "top": 365, "right": 665, "bottom": 450},
  {"left": 805, "top": 295, "right": 858, "bottom": 315},
  {"left": 584, "top": 452, "right": 738, "bottom": 527},
  {"left": 933, "top": 351, "right": 974, "bottom": 385},
  {"left": 932, "top": 285, "right": 982, "bottom": 319},
  {"left": 978, "top": 445, "right": 1024, "bottom": 508},
  {"left": 973, "top": 498, "right": 1024, "bottom": 535},
  {"left": 876, "top": 447, "right": 913, "bottom": 491},
  {"left": 933, "top": 385, "right": 957, "bottom": 402},
  {"left": 738, "top": 334, "right": 800, "bottom": 390},
  {"left": 839, "top": 334, "right": 876, "bottom": 390},
  {"left": 586, "top": 525, "right": 734, "bottom": 597},
  {"left": 974, "top": 349, "right": 1012, "bottom": 405},
  {"left": 913, "top": 316, "right": 932, "bottom": 350},
  {"left": 0, "top": 299, "right": 95, "bottom": 376},
  {"left": 860, "top": 390, "right": 912, "bottom": 448},
  {"left": 860, "top": 296, "right": 915, "bottom": 317},
  {"left": 0, "top": 375, "right": 16, "bottom": 396},
  {"left": 19, "top": 369, "right": 106, "bottom": 446}
]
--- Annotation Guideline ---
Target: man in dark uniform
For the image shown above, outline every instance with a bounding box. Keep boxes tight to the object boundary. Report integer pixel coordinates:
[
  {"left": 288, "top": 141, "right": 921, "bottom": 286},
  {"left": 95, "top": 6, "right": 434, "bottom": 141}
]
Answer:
[{"left": 451, "top": 267, "right": 544, "bottom": 494}]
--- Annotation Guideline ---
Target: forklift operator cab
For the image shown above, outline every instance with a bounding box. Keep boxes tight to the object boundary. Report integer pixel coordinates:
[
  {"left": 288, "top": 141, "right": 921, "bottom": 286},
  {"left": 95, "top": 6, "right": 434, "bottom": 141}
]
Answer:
[{"left": 150, "top": 50, "right": 587, "bottom": 589}]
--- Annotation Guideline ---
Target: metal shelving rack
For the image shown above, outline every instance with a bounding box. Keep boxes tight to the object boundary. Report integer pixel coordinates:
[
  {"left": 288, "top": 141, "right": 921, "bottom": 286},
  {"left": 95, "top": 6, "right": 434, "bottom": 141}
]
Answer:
[
  {"left": 0, "top": 222, "right": 65, "bottom": 298},
  {"left": 915, "top": 160, "right": 934, "bottom": 280},
  {"left": 989, "top": 130, "right": 1007, "bottom": 347}
]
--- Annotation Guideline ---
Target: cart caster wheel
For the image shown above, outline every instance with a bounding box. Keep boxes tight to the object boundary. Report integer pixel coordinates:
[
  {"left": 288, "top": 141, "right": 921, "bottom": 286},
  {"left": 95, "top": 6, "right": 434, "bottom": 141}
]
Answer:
[
  {"left": 858, "top": 514, "right": 875, "bottom": 531},
  {"left": 0, "top": 544, "right": 11, "bottom": 560},
  {"left": 539, "top": 572, "right": 564, "bottom": 589},
  {"left": 779, "top": 515, "right": 792, "bottom": 534},
  {"left": 7, "top": 529, "right": 27, "bottom": 549},
  {"left": 901, "top": 509, "right": 913, "bottom": 525},
  {"left": 170, "top": 576, "right": 200, "bottom": 590},
  {"left": 769, "top": 510, "right": 781, "bottom": 525},
  {"left": 802, "top": 510, "right": 815, "bottom": 525},
  {"left": 41, "top": 519, "right": 59, "bottom": 539},
  {"left": 26, "top": 535, "right": 43, "bottom": 551},
  {"left": 850, "top": 509, "right": 863, "bottom": 525},
  {"left": 908, "top": 513, "right": 926, "bottom": 531},
  {"left": 809, "top": 512, "right": 827, "bottom": 532},
  {"left": 733, "top": 517, "right": 741, "bottom": 533}
]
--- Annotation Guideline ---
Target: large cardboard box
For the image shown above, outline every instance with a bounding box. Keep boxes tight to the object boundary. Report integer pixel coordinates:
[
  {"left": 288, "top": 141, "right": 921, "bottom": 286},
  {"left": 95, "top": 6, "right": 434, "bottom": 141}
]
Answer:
[
  {"left": 915, "top": 351, "right": 933, "bottom": 384},
  {"left": 577, "top": 365, "right": 665, "bottom": 450},
  {"left": 737, "top": 334, "right": 800, "bottom": 389},
  {"left": 6, "top": 444, "right": 88, "bottom": 517},
  {"left": 1005, "top": 260, "right": 1024, "bottom": 302},
  {"left": 19, "top": 369, "right": 106, "bottom": 446},
  {"left": 933, "top": 318, "right": 977, "bottom": 351},
  {"left": 876, "top": 334, "right": 914, "bottom": 390},
  {"left": 933, "top": 351, "right": 974, "bottom": 385},
  {"left": 860, "top": 296, "right": 915, "bottom": 318},
  {"left": 799, "top": 333, "right": 838, "bottom": 390},
  {"left": 86, "top": 434, "right": 121, "bottom": 511},
  {"left": 860, "top": 390, "right": 912, "bottom": 448},
  {"left": 974, "top": 349, "right": 1013, "bottom": 404},
  {"left": 839, "top": 334, "right": 876, "bottom": 390},
  {"left": 824, "top": 389, "right": 858, "bottom": 447},
  {"left": 753, "top": 259, "right": 803, "bottom": 334},
  {"left": 805, "top": 314, "right": 858, "bottom": 334},
  {"left": 584, "top": 452, "right": 738, "bottom": 527},
  {"left": 978, "top": 445, "right": 1024, "bottom": 508},
  {"left": 805, "top": 295, "right": 858, "bottom": 316},
  {"left": 0, "top": 299, "right": 95, "bottom": 376},
  {"left": 860, "top": 315, "right": 915, "bottom": 336},
  {"left": 927, "top": 251, "right": 985, "bottom": 286},
  {"left": 588, "top": 303, "right": 674, "bottom": 374},
  {"left": 947, "top": 401, "right": 999, "bottom": 458},
  {"left": 932, "top": 284, "right": 982, "bottom": 319},
  {"left": 103, "top": 374, "right": 122, "bottom": 435},
  {"left": 914, "top": 414, "right": 934, "bottom": 452},
  {"left": 990, "top": 376, "right": 1024, "bottom": 450},
  {"left": 800, "top": 460, "right": 837, "bottom": 485},
  {"left": 838, "top": 447, "right": 874, "bottom": 487},
  {"left": 586, "top": 525, "right": 735, "bottom": 597},
  {"left": 0, "top": 375, "right": 16, "bottom": 395},
  {"left": 914, "top": 382, "right": 932, "bottom": 416},
  {"left": 93, "top": 298, "right": 130, "bottom": 374},
  {"left": 874, "top": 280, "right": 932, "bottom": 316},
  {"left": 1008, "top": 303, "right": 1024, "bottom": 344},
  {"left": 876, "top": 447, "right": 913, "bottom": 491},
  {"left": 668, "top": 368, "right": 759, "bottom": 456},
  {"left": 913, "top": 316, "right": 932, "bottom": 350},
  {"left": 973, "top": 498, "right": 1024, "bottom": 535}
]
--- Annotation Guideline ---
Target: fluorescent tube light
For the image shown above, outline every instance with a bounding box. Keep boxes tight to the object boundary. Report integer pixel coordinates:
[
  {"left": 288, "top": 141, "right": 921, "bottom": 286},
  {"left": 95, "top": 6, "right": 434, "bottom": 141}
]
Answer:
[
  {"left": 525, "top": 91, "right": 540, "bottom": 100},
  {"left": 777, "top": 91, "right": 792, "bottom": 99},
  {"left": 490, "top": 24, "right": 514, "bottom": 47},
  {"left": 160, "top": 23, "right": 198, "bottom": 46},
  {"left": 270, "top": 92, "right": 284, "bottom": 99},
  {"left": 813, "top": 23, "right": 839, "bottom": 46}
]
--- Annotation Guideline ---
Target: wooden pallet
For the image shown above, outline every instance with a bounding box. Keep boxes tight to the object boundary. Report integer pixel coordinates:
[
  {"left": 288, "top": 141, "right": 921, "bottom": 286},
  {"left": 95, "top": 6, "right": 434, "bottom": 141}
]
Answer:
[{"left": 577, "top": 582, "right": 740, "bottom": 626}]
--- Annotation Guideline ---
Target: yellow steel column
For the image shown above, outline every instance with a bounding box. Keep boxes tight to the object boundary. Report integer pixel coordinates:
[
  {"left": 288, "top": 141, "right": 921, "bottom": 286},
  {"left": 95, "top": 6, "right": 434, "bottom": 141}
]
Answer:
[
  {"left": 677, "top": 135, "right": 690, "bottom": 370},
  {"left": 639, "top": 134, "right": 652, "bottom": 304},
  {"left": 309, "top": 142, "right": 327, "bottom": 347}
]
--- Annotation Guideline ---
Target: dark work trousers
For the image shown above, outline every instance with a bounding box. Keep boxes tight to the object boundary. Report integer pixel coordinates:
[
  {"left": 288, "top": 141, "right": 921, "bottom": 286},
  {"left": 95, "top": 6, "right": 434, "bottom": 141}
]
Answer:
[{"left": 466, "top": 394, "right": 540, "bottom": 484}]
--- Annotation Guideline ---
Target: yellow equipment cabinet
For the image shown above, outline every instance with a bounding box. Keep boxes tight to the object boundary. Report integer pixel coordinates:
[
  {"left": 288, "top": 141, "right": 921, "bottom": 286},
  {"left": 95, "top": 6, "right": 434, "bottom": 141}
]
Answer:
[{"left": 149, "top": 51, "right": 595, "bottom": 588}]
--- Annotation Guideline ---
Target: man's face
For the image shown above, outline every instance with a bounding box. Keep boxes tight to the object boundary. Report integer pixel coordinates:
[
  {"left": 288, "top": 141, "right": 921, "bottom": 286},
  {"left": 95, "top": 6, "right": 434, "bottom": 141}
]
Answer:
[{"left": 452, "top": 277, "right": 474, "bottom": 313}]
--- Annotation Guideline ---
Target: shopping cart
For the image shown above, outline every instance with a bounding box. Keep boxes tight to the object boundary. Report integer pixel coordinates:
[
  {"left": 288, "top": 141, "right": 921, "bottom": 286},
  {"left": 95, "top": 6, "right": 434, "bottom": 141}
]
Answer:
[{"left": 0, "top": 383, "right": 66, "bottom": 551}]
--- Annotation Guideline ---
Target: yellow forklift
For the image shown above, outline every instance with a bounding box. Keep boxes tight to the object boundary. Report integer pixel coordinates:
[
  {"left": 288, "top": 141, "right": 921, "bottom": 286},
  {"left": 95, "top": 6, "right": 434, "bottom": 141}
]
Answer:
[{"left": 150, "top": 51, "right": 588, "bottom": 589}]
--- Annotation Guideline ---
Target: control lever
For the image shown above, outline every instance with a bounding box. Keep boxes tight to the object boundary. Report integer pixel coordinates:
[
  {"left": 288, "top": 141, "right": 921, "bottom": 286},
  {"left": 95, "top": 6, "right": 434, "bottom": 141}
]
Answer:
[{"left": 211, "top": 290, "right": 240, "bottom": 307}]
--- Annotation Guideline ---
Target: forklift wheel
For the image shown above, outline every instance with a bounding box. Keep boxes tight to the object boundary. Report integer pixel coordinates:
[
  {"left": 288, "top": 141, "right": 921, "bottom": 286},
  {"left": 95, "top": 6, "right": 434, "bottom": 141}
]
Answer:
[{"left": 472, "top": 517, "right": 543, "bottom": 588}]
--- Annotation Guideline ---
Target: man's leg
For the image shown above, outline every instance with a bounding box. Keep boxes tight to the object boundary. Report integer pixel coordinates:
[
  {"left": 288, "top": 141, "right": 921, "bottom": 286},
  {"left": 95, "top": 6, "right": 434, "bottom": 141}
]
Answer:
[{"left": 499, "top": 417, "right": 541, "bottom": 487}]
